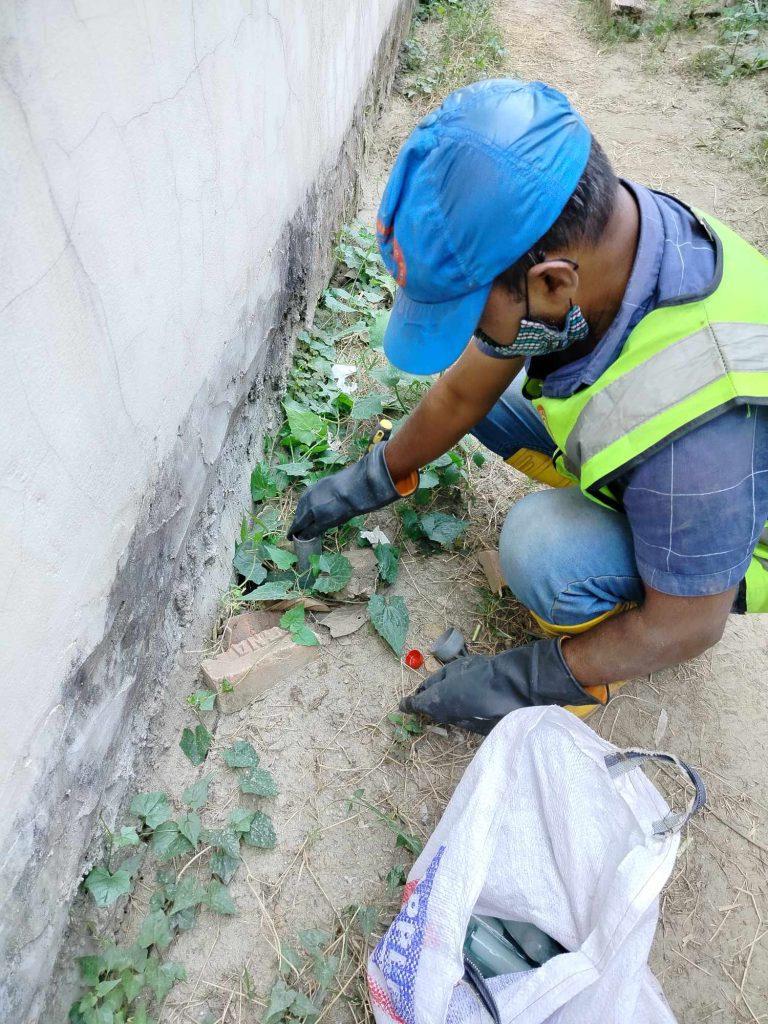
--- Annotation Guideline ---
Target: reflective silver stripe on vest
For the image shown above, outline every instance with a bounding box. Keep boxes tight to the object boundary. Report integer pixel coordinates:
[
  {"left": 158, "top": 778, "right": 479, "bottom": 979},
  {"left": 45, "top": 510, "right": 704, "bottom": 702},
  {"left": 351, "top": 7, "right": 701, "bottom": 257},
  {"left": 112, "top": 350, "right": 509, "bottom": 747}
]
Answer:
[
  {"left": 566, "top": 322, "right": 768, "bottom": 473},
  {"left": 760, "top": 526, "right": 768, "bottom": 546}
]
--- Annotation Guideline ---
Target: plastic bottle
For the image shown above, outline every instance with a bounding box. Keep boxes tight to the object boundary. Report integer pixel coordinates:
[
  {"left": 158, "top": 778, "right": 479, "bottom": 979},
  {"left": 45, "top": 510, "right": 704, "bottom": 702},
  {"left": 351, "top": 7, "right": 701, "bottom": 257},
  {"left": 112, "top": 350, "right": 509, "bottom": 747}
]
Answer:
[
  {"left": 500, "top": 920, "right": 567, "bottom": 966},
  {"left": 463, "top": 915, "right": 535, "bottom": 979}
]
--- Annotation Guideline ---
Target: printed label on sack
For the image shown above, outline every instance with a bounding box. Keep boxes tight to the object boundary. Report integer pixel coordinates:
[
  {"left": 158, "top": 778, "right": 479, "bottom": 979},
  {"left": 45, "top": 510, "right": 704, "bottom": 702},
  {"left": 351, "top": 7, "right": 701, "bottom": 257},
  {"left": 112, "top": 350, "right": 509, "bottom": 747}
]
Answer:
[{"left": 369, "top": 846, "right": 445, "bottom": 1024}]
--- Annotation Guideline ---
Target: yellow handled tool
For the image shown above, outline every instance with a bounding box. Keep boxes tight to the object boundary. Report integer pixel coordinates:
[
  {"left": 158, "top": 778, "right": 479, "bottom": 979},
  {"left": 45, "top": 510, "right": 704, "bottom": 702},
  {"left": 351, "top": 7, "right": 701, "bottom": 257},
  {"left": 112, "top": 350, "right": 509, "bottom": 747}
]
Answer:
[{"left": 367, "top": 418, "right": 393, "bottom": 451}]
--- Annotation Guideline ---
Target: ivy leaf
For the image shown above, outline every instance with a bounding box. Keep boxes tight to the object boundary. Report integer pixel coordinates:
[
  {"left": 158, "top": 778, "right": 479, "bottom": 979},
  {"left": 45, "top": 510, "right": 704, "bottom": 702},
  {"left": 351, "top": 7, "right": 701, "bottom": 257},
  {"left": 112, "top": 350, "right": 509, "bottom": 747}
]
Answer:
[
  {"left": 264, "top": 979, "right": 298, "bottom": 1024},
  {"left": 350, "top": 393, "right": 387, "bottom": 420},
  {"left": 204, "top": 879, "right": 237, "bottom": 915},
  {"left": 385, "top": 864, "right": 407, "bottom": 891},
  {"left": 181, "top": 773, "right": 213, "bottom": 811},
  {"left": 251, "top": 461, "right": 280, "bottom": 503},
  {"left": 368, "top": 594, "right": 409, "bottom": 655},
  {"left": 83, "top": 865, "right": 132, "bottom": 908},
  {"left": 368, "top": 309, "right": 390, "bottom": 350},
  {"left": 311, "top": 552, "right": 353, "bottom": 594},
  {"left": 416, "top": 468, "right": 440, "bottom": 490},
  {"left": 177, "top": 810, "right": 201, "bottom": 848},
  {"left": 399, "top": 506, "right": 424, "bottom": 541},
  {"left": 137, "top": 909, "right": 173, "bottom": 951},
  {"left": 151, "top": 821, "right": 194, "bottom": 862},
  {"left": 180, "top": 724, "right": 212, "bottom": 766},
  {"left": 353, "top": 903, "right": 379, "bottom": 940},
  {"left": 210, "top": 850, "right": 240, "bottom": 884},
  {"left": 292, "top": 991, "right": 320, "bottom": 1017},
  {"left": 279, "top": 605, "right": 319, "bottom": 647},
  {"left": 240, "top": 580, "right": 295, "bottom": 602},
  {"left": 374, "top": 543, "right": 400, "bottom": 584},
  {"left": 130, "top": 792, "right": 172, "bottom": 829},
  {"left": 119, "top": 968, "right": 144, "bottom": 1002},
  {"left": 229, "top": 808, "right": 256, "bottom": 833},
  {"left": 186, "top": 689, "right": 216, "bottom": 711},
  {"left": 113, "top": 825, "right": 140, "bottom": 848},
  {"left": 223, "top": 740, "right": 260, "bottom": 769},
  {"left": 170, "top": 875, "right": 206, "bottom": 915},
  {"left": 233, "top": 538, "right": 268, "bottom": 585},
  {"left": 277, "top": 459, "right": 314, "bottom": 478},
  {"left": 263, "top": 543, "right": 298, "bottom": 569},
  {"left": 298, "top": 928, "right": 331, "bottom": 955},
  {"left": 314, "top": 953, "right": 340, "bottom": 989},
  {"left": 143, "top": 957, "right": 186, "bottom": 1001},
  {"left": 283, "top": 398, "right": 327, "bottom": 446},
  {"left": 77, "top": 956, "right": 105, "bottom": 986},
  {"left": 278, "top": 943, "right": 303, "bottom": 978},
  {"left": 203, "top": 826, "right": 241, "bottom": 859},
  {"left": 419, "top": 512, "right": 468, "bottom": 547},
  {"left": 239, "top": 767, "right": 279, "bottom": 798},
  {"left": 242, "top": 810, "right": 277, "bottom": 849}
]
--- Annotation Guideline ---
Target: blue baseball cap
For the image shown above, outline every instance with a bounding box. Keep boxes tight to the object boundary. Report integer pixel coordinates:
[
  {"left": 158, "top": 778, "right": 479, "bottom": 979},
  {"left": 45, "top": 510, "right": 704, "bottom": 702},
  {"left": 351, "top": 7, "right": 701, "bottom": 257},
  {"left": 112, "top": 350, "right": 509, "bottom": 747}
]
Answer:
[{"left": 376, "top": 79, "right": 592, "bottom": 374}]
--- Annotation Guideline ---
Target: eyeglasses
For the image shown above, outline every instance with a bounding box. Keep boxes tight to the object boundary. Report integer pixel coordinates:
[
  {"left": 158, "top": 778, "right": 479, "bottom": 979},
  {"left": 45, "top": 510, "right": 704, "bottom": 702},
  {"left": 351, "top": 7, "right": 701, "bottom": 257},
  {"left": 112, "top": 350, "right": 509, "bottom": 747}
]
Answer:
[{"left": 526, "top": 249, "right": 579, "bottom": 271}]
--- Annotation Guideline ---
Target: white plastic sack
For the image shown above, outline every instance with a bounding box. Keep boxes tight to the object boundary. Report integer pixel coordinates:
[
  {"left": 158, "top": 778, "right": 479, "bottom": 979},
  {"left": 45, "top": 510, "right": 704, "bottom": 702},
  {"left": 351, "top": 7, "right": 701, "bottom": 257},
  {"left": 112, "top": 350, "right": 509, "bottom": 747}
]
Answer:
[{"left": 368, "top": 706, "right": 705, "bottom": 1024}]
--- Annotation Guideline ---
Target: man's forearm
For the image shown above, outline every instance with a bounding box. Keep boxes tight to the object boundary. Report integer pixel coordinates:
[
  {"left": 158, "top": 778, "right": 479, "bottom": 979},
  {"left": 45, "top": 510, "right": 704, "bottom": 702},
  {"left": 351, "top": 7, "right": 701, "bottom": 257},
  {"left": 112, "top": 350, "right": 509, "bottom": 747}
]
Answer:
[
  {"left": 562, "top": 588, "right": 735, "bottom": 685},
  {"left": 384, "top": 346, "right": 525, "bottom": 482},
  {"left": 385, "top": 382, "right": 480, "bottom": 481}
]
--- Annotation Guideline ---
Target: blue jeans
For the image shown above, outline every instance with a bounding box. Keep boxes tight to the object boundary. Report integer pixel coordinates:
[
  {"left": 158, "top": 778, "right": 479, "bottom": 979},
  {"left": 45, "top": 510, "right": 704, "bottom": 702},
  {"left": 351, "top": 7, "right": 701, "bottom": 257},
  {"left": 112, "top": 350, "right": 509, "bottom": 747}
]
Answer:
[{"left": 471, "top": 379, "right": 645, "bottom": 626}]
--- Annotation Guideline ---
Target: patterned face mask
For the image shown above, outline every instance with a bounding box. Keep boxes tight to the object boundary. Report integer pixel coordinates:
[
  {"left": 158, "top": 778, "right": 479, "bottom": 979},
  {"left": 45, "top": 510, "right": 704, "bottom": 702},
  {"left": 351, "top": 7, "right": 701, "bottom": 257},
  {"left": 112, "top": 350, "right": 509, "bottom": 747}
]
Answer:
[
  {"left": 475, "top": 254, "right": 589, "bottom": 358},
  {"left": 513, "top": 300, "right": 590, "bottom": 356}
]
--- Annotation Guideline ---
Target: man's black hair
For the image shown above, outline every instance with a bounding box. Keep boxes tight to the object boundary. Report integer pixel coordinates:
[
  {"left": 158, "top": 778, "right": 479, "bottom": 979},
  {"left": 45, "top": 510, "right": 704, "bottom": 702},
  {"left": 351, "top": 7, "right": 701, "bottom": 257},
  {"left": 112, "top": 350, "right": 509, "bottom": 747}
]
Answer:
[{"left": 496, "top": 137, "right": 619, "bottom": 296}]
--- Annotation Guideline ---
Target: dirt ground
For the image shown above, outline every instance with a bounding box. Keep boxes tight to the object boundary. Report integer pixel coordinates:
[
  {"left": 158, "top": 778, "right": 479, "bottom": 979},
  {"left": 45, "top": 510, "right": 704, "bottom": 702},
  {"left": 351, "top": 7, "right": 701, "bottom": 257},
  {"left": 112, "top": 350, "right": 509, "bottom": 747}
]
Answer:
[{"left": 61, "top": 1, "right": 768, "bottom": 1021}]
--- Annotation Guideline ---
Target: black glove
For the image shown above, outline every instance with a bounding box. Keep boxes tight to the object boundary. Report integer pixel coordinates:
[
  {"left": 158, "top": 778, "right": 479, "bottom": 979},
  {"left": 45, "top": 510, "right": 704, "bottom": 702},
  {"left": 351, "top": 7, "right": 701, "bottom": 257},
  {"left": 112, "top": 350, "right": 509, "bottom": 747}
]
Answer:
[
  {"left": 400, "top": 638, "right": 604, "bottom": 735},
  {"left": 288, "top": 442, "right": 408, "bottom": 541}
]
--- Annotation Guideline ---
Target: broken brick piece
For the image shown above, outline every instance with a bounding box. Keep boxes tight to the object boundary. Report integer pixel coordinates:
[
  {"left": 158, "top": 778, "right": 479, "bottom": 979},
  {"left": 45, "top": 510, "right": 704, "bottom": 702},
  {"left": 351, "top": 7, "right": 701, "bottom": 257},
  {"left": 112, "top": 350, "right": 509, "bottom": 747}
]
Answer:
[
  {"left": 477, "top": 550, "right": 506, "bottom": 595},
  {"left": 222, "top": 610, "right": 282, "bottom": 650},
  {"left": 201, "top": 627, "right": 321, "bottom": 713}
]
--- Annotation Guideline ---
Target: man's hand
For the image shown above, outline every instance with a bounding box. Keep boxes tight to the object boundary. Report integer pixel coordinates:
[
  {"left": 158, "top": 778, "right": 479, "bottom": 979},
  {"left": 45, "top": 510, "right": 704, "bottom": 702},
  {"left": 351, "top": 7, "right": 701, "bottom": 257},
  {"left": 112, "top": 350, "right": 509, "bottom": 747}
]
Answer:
[
  {"left": 562, "top": 584, "right": 736, "bottom": 685},
  {"left": 400, "top": 637, "right": 602, "bottom": 735},
  {"left": 288, "top": 442, "right": 409, "bottom": 540}
]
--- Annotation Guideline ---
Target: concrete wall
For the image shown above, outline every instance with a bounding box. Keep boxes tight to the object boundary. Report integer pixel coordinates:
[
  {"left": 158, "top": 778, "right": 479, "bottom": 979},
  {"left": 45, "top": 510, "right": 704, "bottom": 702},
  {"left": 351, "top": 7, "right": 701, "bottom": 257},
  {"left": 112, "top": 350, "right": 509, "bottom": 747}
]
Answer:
[{"left": 0, "top": 1, "right": 409, "bottom": 1017}]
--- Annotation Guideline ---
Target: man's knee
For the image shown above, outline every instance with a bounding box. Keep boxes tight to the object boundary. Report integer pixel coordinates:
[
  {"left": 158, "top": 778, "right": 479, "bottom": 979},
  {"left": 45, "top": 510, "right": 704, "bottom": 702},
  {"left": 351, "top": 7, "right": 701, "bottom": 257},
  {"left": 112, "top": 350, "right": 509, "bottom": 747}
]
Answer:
[
  {"left": 497, "top": 488, "right": 643, "bottom": 626},
  {"left": 498, "top": 490, "right": 568, "bottom": 618}
]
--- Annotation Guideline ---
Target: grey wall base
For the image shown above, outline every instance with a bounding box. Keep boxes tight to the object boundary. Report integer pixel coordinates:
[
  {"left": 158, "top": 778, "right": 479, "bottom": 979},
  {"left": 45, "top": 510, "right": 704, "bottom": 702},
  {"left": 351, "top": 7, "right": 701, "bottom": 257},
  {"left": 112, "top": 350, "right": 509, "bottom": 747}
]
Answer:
[{"left": 1, "top": 6, "right": 411, "bottom": 1020}]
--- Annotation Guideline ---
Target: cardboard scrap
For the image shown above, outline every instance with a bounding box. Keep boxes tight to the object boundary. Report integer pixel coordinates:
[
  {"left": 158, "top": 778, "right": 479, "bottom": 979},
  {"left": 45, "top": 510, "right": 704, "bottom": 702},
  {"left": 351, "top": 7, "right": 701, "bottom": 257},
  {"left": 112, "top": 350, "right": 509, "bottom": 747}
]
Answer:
[
  {"left": 337, "top": 547, "right": 378, "bottom": 600},
  {"left": 477, "top": 549, "right": 506, "bottom": 595},
  {"left": 318, "top": 604, "right": 368, "bottom": 638}
]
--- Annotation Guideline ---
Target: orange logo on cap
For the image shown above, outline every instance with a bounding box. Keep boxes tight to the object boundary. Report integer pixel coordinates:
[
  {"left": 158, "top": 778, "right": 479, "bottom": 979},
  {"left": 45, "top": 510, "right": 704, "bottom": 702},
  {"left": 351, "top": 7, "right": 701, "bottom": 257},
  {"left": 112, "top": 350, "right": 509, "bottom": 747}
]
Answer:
[{"left": 392, "top": 238, "right": 407, "bottom": 287}]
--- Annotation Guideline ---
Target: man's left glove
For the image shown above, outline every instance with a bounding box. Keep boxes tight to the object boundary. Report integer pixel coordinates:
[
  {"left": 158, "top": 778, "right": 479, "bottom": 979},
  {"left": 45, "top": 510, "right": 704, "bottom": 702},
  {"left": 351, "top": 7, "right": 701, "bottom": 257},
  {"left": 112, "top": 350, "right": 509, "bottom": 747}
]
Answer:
[
  {"left": 288, "top": 442, "right": 413, "bottom": 541},
  {"left": 400, "top": 637, "right": 604, "bottom": 735}
]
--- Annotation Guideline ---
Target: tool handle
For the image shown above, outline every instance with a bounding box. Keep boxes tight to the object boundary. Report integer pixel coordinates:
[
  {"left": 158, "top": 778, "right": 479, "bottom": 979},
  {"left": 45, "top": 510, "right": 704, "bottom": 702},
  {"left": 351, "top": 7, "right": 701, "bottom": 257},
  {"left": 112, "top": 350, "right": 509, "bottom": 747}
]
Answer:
[{"left": 367, "top": 418, "right": 393, "bottom": 452}]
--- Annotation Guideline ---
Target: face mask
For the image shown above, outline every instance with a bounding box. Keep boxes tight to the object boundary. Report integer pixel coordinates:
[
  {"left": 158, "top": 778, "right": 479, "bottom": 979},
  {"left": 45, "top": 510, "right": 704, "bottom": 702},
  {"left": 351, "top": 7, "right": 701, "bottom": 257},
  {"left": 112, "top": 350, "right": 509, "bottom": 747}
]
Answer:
[
  {"left": 513, "top": 301, "right": 590, "bottom": 356},
  {"left": 474, "top": 254, "right": 589, "bottom": 358}
]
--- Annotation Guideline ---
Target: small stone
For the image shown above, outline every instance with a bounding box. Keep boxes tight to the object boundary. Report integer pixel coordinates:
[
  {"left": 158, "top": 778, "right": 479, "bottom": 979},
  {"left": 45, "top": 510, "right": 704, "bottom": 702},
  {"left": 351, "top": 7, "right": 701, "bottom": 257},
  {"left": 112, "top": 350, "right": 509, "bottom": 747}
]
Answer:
[{"left": 603, "top": 0, "right": 648, "bottom": 17}]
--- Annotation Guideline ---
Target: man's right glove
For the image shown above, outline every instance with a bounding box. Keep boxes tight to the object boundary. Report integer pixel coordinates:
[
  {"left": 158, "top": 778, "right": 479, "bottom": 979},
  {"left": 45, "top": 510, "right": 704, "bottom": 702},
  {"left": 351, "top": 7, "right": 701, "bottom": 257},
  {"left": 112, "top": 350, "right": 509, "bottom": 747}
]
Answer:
[
  {"left": 287, "top": 442, "right": 417, "bottom": 541},
  {"left": 400, "top": 637, "right": 605, "bottom": 735}
]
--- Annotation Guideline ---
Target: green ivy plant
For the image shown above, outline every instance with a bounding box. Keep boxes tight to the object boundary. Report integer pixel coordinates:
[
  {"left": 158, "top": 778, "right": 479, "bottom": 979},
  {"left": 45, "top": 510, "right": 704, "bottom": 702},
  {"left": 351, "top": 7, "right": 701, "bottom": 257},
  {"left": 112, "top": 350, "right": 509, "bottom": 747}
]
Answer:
[{"left": 73, "top": 741, "right": 279, "bottom": 1023}]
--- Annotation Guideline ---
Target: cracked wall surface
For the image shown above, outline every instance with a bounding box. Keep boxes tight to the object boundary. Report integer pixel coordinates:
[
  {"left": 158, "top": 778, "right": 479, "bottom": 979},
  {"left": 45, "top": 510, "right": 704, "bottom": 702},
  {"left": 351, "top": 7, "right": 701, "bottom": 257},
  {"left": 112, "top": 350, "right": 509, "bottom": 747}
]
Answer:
[{"left": 0, "top": 1, "right": 410, "bottom": 1017}]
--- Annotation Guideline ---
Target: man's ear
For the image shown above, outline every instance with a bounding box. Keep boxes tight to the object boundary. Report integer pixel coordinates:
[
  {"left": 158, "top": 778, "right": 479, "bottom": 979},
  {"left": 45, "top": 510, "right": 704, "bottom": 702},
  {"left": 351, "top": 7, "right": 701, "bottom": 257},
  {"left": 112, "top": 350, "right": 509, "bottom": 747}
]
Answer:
[{"left": 528, "top": 260, "right": 579, "bottom": 309}]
